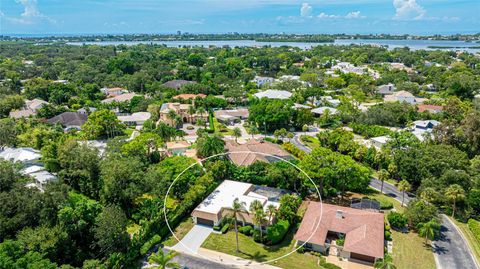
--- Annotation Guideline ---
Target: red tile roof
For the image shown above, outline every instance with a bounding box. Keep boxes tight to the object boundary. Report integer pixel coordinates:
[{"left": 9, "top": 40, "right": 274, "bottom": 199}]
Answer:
[
  {"left": 417, "top": 104, "right": 444, "bottom": 113},
  {"left": 295, "top": 202, "right": 384, "bottom": 259},
  {"left": 225, "top": 139, "right": 291, "bottom": 166},
  {"left": 173, "top": 93, "right": 207, "bottom": 99}
]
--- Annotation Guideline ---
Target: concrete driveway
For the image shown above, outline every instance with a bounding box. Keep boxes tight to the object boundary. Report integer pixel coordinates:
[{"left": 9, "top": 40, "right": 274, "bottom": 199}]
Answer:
[{"left": 172, "top": 224, "right": 213, "bottom": 255}]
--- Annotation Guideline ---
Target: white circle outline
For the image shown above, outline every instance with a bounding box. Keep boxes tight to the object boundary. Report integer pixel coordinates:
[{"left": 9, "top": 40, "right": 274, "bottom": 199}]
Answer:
[{"left": 163, "top": 150, "right": 323, "bottom": 267}]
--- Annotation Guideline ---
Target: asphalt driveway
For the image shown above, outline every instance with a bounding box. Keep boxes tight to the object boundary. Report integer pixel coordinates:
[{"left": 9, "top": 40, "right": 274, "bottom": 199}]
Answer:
[{"left": 172, "top": 224, "right": 213, "bottom": 255}]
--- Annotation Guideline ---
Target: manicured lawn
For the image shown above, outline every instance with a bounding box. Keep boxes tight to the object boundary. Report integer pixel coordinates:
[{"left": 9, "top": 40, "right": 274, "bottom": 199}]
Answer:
[
  {"left": 300, "top": 135, "right": 320, "bottom": 149},
  {"left": 162, "top": 217, "right": 195, "bottom": 247},
  {"left": 450, "top": 218, "right": 480, "bottom": 265},
  {"left": 391, "top": 230, "right": 436, "bottom": 269},
  {"left": 201, "top": 230, "right": 325, "bottom": 269}
]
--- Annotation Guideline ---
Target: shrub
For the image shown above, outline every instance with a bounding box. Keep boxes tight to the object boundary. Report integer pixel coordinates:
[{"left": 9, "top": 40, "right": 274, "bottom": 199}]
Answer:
[
  {"left": 388, "top": 212, "right": 408, "bottom": 229},
  {"left": 140, "top": 234, "right": 161, "bottom": 255},
  {"left": 380, "top": 201, "right": 394, "bottom": 210},
  {"left": 468, "top": 219, "right": 480, "bottom": 243},
  {"left": 349, "top": 123, "right": 393, "bottom": 138},
  {"left": 282, "top": 142, "right": 306, "bottom": 159},
  {"left": 253, "top": 230, "right": 264, "bottom": 243},
  {"left": 266, "top": 219, "right": 290, "bottom": 244},
  {"left": 221, "top": 223, "right": 230, "bottom": 234},
  {"left": 186, "top": 125, "right": 194, "bottom": 130},
  {"left": 239, "top": 225, "right": 253, "bottom": 236},
  {"left": 213, "top": 225, "right": 221, "bottom": 231},
  {"left": 296, "top": 246, "right": 305, "bottom": 253},
  {"left": 385, "top": 230, "right": 392, "bottom": 241}
]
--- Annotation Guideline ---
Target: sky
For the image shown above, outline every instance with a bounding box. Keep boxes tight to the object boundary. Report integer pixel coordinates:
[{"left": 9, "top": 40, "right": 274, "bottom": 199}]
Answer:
[{"left": 0, "top": 0, "right": 479, "bottom": 35}]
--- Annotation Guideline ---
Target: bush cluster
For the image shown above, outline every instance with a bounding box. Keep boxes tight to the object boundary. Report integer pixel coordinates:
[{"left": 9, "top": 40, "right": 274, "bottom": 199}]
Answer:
[
  {"left": 266, "top": 219, "right": 290, "bottom": 244},
  {"left": 388, "top": 212, "right": 408, "bottom": 229},
  {"left": 468, "top": 219, "right": 480, "bottom": 243}
]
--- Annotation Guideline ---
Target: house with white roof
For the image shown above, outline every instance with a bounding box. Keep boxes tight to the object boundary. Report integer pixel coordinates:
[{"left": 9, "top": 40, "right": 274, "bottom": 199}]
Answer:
[
  {"left": 253, "top": 76, "right": 275, "bottom": 87},
  {"left": 192, "top": 180, "right": 287, "bottom": 227},
  {"left": 117, "top": 112, "right": 151, "bottom": 127},
  {"left": 376, "top": 83, "right": 396, "bottom": 96},
  {"left": 370, "top": 136, "right": 390, "bottom": 149},
  {"left": 411, "top": 120, "right": 440, "bottom": 141},
  {"left": 253, "top": 90, "right": 292, "bottom": 100},
  {"left": 311, "top": 107, "right": 338, "bottom": 116},
  {"left": 384, "top": 91, "right": 426, "bottom": 105}
]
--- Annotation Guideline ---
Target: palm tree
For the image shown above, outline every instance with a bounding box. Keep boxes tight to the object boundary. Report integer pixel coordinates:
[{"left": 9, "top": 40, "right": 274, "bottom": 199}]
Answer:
[
  {"left": 445, "top": 184, "right": 466, "bottom": 218},
  {"left": 250, "top": 200, "right": 265, "bottom": 238},
  {"left": 397, "top": 180, "right": 411, "bottom": 207},
  {"left": 232, "top": 198, "right": 247, "bottom": 253},
  {"left": 197, "top": 107, "right": 206, "bottom": 118},
  {"left": 374, "top": 254, "right": 397, "bottom": 269},
  {"left": 196, "top": 134, "right": 225, "bottom": 158},
  {"left": 188, "top": 105, "right": 196, "bottom": 124},
  {"left": 266, "top": 204, "right": 277, "bottom": 225},
  {"left": 232, "top": 127, "right": 242, "bottom": 143},
  {"left": 167, "top": 109, "right": 177, "bottom": 127},
  {"left": 148, "top": 249, "right": 180, "bottom": 269},
  {"left": 378, "top": 169, "right": 389, "bottom": 194},
  {"left": 420, "top": 187, "right": 438, "bottom": 203},
  {"left": 250, "top": 125, "right": 259, "bottom": 139},
  {"left": 418, "top": 220, "right": 440, "bottom": 245}
]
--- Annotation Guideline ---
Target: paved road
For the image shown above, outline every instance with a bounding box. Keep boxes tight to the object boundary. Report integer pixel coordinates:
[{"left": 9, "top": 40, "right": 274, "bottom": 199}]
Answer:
[
  {"left": 292, "top": 134, "right": 312, "bottom": 153},
  {"left": 293, "top": 136, "right": 479, "bottom": 269},
  {"left": 172, "top": 224, "right": 213, "bottom": 254},
  {"left": 433, "top": 215, "right": 479, "bottom": 269}
]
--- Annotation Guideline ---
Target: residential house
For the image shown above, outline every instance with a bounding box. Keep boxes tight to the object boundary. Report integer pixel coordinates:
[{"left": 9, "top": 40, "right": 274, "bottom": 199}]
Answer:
[
  {"left": 101, "top": 92, "right": 140, "bottom": 104},
  {"left": 0, "top": 147, "right": 56, "bottom": 190},
  {"left": 47, "top": 112, "right": 88, "bottom": 131},
  {"left": 313, "top": 96, "right": 341, "bottom": 108},
  {"left": 100, "top": 87, "right": 128, "bottom": 97},
  {"left": 172, "top": 93, "right": 206, "bottom": 101},
  {"left": 9, "top": 98, "right": 49, "bottom": 119},
  {"left": 383, "top": 91, "right": 426, "bottom": 105},
  {"left": 417, "top": 104, "right": 443, "bottom": 114},
  {"left": 214, "top": 108, "right": 249, "bottom": 125},
  {"left": 192, "top": 180, "right": 286, "bottom": 227},
  {"left": 411, "top": 120, "right": 440, "bottom": 141},
  {"left": 253, "top": 76, "right": 275, "bottom": 87},
  {"left": 292, "top": 103, "right": 311, "bottom": 110},
  {"left": 117, "top": 112, "right": 151, "bottom": 127},
  {"left": 159, "top": 103, "right": 208, "bottom": 126},
  {"left": 253, "top": 90, "right": 292, "bottom": 100},
  {"left": 77, "top": 107, "right": 97, "bottom": 115},
  {"left": 162, "top": 80, "right": 196, "bottom": 90},
  {"left": 225, "top": 139, "right": 292, "bottom": 166},
  {"left": 311, "top": 107, "right": 338, "bottom": 116},
  {"left": 294, "top": 202, "right": 384, "bottom": 264},
  {"left": 376, "top": 83, "right": 396, "bottom": 96}
]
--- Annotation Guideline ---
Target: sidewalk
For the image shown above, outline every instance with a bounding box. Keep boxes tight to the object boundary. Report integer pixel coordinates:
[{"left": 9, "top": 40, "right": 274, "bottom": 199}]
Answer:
[{"left": 197, "top": 248, "right": 282, "bottom": 269}]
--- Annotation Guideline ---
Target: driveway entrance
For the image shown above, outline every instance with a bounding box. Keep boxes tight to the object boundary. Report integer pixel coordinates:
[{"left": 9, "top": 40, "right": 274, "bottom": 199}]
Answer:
[{"left": 172, "top": 224, "right": 213, "bottom": 254}]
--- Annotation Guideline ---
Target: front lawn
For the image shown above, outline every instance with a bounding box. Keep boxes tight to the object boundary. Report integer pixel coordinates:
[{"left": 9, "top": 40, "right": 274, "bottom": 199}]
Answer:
[
  {"left": 162, "top": 217, "right": 195, "bottom": 247},
  {"left": 391, "top": 230, "right": 436, "bottom": 269},
  {"left": 201, "top": 230, "right": 325, "bottom": 269}
]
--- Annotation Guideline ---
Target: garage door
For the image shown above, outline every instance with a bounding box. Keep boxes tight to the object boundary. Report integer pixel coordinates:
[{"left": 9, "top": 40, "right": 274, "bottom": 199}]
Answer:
[
  {"left": 196, "top": 218, "right": 214, "bottom": 226},
  {"left": 350, "top": 253, "right": 375, "bottom": 263}
]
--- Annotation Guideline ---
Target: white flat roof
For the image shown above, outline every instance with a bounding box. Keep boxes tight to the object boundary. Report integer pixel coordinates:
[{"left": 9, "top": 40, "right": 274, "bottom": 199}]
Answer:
[
  {"left": 194, "top": 180, "right": 279, "bottom": 215},
  {"left": 254, "top": 90, "right": 292, "bottom": 100}
]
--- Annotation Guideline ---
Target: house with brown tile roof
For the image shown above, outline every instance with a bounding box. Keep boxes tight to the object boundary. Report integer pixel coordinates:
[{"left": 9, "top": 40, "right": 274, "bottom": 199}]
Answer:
[
  {"left": 225, "top": 139, "right": 292, "bottom": 166},
  {"left": 101, "top": 92, "right": 141, "bottom": 104},
  {"left": 172, "top": 93, "right": 206, "bottom": 100},
  {"left": 294, "top": 202, "right": 384, "bottom": 264},
  {"left": 417, "top": 104, "right": 444, "bottom": 114}
]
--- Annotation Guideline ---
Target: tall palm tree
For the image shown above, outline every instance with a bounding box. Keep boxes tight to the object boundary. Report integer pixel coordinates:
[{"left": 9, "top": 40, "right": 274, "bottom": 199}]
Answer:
[
  {"left": 148, "top": 249, "right": 180, "bottom": 269},
  {"left": 167, "top": 109, "right": 177, "bottom": 127},
  {"left": 250, "top": 125, "right": 259, "bottom": 139},
  {"left": 418, "top": 220, "right": 440, "bottom": 245},
  {"left": 445, "top": 184, "right": 466, "bottom": 218},
  {"left": 266, "top": 204, "right": 277, "bottom": 225},
  {"left": 302, "top": 124, "right": 309, "bottom": 136},
  {"left": 397, "top": 180, "right": 411, "bottom": 207},
  {"left": 378, "top": 169, "right": 389, "bottom": 194},
  {"left": 232, "top": 127, "right": 242, "bottom": 143},
  {"left": 197, "top": 107, "right": 206, "bottom": 118},
  {"left": 232, "top": 198, "right": 247, "bottom": 253},
  {"left": 196, "top": 134, "right": 225, "bottom": 158},
  {"left": 374, "top": 254, "right": 397, "bottom": 269},
  {"left": 188, "top": 105, "right": 196, "bottom": 124},
  {"left": 250, "top": 200, "right": 265, "bottom": 239}
]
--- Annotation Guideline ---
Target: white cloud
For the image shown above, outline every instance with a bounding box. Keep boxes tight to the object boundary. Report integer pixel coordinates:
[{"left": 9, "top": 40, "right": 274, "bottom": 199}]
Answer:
[
  {"left": 345, "top": 11, "right": 364, "bottom": 19},
  {"left": 5, "top": 0, "right": 55, "bottom": 24},
  {"left": 300, "top": 3, "right": 313, "bottom": 18},
  {"left": 317, "top": 12, "right": 341, "bottom": 19},
  {"left": 393, "top": 0, "right": 426, "bottom": 20}
]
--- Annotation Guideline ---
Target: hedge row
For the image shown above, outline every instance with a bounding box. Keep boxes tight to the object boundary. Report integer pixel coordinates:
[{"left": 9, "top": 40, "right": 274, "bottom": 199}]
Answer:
[{"left": 468, "top": 219, "right": 480, "bottom": 243}]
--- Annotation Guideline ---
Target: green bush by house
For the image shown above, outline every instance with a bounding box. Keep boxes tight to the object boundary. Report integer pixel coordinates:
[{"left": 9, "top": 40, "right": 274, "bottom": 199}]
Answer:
[{"left": 266, "top": 219, "right": 290, "bottom": 244}]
